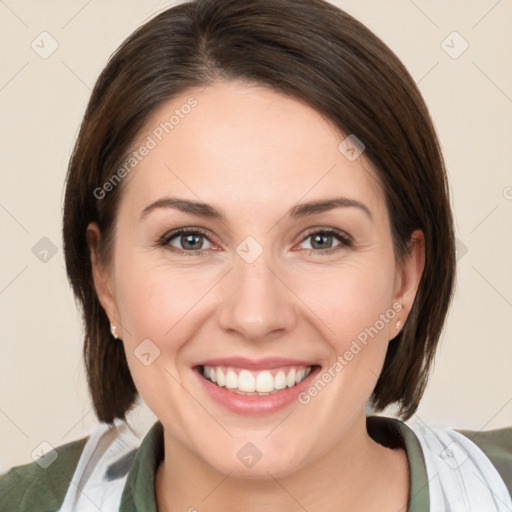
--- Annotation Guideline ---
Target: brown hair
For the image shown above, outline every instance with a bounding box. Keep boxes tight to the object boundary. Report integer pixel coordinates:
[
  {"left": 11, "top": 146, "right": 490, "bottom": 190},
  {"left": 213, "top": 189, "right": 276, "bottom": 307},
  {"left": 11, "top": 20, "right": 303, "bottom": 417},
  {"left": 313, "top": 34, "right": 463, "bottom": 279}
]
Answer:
[{"left": 63, "top": 0, "right": 456, "bottom": 424}]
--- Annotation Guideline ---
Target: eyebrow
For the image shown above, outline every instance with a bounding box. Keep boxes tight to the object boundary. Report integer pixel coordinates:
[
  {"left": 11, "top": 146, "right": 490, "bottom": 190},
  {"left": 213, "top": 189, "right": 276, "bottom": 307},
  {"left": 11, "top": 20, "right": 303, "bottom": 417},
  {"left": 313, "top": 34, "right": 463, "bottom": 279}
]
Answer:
[{"left": 139, "top": 196, "right": 373, "bottom": 222}]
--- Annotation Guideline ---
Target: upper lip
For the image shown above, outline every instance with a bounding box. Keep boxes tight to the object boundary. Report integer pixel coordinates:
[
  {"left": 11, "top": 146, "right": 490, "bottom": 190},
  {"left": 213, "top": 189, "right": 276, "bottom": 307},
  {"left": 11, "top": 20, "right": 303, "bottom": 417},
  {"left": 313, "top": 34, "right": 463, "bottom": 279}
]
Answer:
[{"left": 194, "top": 357, "right": 318, "bottom": 371}]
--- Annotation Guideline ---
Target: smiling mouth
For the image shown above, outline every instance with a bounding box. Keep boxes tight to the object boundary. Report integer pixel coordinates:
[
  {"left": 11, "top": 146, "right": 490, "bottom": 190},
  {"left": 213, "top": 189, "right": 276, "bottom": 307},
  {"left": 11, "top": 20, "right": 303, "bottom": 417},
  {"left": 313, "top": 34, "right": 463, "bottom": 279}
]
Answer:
[{"left": 196, "top": 364, "right": 320, "bottom": 396}]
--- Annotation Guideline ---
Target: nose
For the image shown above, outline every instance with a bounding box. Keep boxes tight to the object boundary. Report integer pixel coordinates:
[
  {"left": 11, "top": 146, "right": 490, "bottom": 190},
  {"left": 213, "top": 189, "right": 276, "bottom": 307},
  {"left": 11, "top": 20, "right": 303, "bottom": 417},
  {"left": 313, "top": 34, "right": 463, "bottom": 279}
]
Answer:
[{"left": 216, "top": 251, "right": 297, "bottom": 342}]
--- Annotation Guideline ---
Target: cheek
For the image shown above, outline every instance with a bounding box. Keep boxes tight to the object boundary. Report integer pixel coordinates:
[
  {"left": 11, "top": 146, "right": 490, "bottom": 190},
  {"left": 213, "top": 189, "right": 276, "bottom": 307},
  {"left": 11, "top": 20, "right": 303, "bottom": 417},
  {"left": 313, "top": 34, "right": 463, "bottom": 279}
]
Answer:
[
  {"left": 113, "top": 246, "right": 215, "bottom": 339},
  {"left": 295, "top": 259, "right": 395, "bottom": 341},
  {"left": 293, "top": 258, "right": 397, "bottom": 404},
  {"left": 112, "top": 260, "right": 207, "bottom": 416},
  {"left": 112, "top": 256, "right": 222, "bottom": 398}
]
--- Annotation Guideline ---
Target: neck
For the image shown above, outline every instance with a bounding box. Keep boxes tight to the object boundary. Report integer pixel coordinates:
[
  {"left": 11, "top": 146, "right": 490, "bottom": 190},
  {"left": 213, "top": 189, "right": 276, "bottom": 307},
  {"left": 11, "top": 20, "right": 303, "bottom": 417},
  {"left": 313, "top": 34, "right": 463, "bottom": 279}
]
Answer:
[{"left": 155, "top": 414, "right": 410, "bottom": 512}]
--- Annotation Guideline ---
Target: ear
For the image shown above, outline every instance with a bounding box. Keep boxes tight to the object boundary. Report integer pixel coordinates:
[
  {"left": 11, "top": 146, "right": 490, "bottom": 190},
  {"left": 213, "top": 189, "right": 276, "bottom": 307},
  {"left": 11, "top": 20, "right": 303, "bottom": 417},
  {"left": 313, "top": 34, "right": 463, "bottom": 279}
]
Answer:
[
  {"left": 392, "top": 229, "right": 425, "bottom": 320},
  {"left": 86, "top": 222, "right": 119, "bottom": 325}
]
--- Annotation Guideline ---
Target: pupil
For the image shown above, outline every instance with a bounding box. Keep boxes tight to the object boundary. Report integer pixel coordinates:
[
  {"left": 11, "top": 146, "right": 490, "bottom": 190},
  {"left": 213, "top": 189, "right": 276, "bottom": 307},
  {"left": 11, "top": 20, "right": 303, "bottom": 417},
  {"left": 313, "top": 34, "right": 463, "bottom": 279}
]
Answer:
[
  {"left": 312, "top": 233, "right": 332, "bottom": 250},
  {"left": 182, "top": 234, "right": 202, "bottom": 250}
]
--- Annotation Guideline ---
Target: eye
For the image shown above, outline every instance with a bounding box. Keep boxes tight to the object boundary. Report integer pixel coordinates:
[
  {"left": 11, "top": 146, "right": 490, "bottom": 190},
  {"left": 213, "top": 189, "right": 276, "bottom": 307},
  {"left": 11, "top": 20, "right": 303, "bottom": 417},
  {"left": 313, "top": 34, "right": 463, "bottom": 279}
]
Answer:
[
  {"left": 159, "top": 227, "right": 352, "bottom": 256},
  {"left": 297, "top": 228, "right": 352, "bottom": 254},
  {"left": 160, "top": 228, "right": 214, "bottom": 255}
]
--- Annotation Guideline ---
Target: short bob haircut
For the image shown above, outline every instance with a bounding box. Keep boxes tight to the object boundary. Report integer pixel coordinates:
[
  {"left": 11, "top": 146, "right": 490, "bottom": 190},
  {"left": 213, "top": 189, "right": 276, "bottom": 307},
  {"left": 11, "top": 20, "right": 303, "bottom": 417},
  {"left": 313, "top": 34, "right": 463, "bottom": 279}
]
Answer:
[{"left": 63, "top": 0, "right": 456, "bottom": 425}]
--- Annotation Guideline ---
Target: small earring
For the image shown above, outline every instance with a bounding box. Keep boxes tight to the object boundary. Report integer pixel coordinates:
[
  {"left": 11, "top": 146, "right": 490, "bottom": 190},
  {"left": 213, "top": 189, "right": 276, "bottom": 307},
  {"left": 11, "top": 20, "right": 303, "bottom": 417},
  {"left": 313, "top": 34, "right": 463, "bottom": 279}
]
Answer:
[
  {"left": 110, "top": 323, "right": 118, "bottom": 339},
  {"left": 395, "top": 320, "right": 402, "bottom": 331}
]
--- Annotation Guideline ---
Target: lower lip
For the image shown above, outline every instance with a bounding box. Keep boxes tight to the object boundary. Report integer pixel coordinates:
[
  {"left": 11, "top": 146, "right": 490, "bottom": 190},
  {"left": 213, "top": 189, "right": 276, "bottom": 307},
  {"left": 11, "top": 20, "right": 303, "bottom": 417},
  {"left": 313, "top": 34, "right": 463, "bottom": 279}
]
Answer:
[{"left": 193, "top": 365, "right": 321, "bottom": 415}]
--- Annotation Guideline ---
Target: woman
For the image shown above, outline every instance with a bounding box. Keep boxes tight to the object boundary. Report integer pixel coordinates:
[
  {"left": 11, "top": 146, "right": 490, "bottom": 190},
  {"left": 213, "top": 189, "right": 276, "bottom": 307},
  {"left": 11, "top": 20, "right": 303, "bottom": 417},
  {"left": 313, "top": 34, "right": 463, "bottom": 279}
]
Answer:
[{"left": 1, "top": 0, "right": 510, "bottom": 510}]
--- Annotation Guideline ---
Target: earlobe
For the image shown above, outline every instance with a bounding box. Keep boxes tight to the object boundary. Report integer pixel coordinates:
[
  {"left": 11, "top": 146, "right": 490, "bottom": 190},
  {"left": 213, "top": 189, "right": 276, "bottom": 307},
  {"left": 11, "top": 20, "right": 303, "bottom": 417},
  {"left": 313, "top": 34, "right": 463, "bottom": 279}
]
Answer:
[
  {"left": 392, "top": 229, "right": 425, "bottom": 318},
  {"left": 86, "top": 222, "right": 119, "bottom": 325}
]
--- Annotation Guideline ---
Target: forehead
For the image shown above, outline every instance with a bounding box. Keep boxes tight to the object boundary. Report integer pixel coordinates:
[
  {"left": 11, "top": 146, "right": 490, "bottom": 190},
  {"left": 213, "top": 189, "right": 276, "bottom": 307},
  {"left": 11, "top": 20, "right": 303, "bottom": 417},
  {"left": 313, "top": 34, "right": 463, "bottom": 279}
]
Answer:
[{"left": 118, "top": 80, "right": 385, "bottom": 222}]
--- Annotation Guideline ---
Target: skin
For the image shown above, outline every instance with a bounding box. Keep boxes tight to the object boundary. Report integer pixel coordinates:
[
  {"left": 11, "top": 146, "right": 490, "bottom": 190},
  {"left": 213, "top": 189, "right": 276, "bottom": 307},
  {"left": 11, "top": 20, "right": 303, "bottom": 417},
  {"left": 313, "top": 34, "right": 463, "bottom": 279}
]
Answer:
[{"left": 88, "top": 79, "right": 425, "bottom": 511}]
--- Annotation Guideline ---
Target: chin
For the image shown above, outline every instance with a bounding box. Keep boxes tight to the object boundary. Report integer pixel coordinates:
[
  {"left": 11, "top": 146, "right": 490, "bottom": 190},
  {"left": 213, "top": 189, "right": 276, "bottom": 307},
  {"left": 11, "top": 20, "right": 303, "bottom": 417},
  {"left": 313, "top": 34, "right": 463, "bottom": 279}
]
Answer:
[{"left": 204, "top": 449, "right": 309, "bottom": 481}]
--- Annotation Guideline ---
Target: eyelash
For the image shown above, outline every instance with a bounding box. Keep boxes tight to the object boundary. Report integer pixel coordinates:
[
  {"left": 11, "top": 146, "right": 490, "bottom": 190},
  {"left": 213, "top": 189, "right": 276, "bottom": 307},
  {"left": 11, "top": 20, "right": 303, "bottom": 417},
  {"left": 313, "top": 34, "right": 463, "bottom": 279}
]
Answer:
[{"left": 158, "top": 227, "right": 353, "bottom": 256}]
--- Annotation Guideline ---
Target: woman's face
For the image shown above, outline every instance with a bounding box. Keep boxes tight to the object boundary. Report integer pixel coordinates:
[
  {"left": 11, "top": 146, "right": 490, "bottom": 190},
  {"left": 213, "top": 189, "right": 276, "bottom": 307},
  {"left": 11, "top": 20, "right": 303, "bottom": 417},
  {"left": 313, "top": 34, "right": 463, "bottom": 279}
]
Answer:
[{"left": 89, "top": 80, "right": 423, "bottom": 478}]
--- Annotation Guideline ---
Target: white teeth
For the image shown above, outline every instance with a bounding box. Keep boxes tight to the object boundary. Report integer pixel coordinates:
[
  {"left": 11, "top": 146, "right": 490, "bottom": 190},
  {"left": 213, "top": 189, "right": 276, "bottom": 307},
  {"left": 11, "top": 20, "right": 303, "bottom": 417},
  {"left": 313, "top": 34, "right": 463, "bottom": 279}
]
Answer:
[
  {"left": 225, "top": 369, "right": 238, "bottom": 389},
  {"left": 274, "top": 370, "right": 287, "bottom": 390},
  {"left": 238, "top": 370, "right": 255, "bottom": 392},
  {"left": 216, "top": 367, "right": 225, "bottom": 386},
  {"left": 255, "top": 371, "right": 274, "bottom": 392},
  {"left": 201, "top": 365, "right": 313, "bottom": 394},
  {"left": 286, "top": 368, "right": 296, "bottom": 388}
]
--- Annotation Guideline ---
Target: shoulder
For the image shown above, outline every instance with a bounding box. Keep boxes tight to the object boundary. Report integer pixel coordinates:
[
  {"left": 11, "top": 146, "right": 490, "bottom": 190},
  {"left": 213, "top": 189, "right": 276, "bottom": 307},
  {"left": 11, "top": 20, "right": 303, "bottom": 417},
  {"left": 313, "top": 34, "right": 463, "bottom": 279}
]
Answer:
[
  {"left": 0, "top": 436, "right": 88, "bottom": 512},
  {"left": 456, "top": 426, "right": 512, "bottom": 497}
]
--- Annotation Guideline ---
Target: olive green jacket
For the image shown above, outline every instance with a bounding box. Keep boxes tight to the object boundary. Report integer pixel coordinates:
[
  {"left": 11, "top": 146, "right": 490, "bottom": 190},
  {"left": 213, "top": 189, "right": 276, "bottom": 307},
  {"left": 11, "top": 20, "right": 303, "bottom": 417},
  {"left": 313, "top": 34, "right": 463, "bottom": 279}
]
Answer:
[{"left": 1, "top": 416, "right": 511, "bottom": 511}]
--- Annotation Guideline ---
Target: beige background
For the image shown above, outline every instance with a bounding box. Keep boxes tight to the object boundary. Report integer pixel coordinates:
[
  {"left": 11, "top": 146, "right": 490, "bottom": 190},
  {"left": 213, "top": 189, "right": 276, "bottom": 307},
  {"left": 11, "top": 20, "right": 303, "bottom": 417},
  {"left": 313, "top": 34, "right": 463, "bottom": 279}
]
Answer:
[{"left": 1, "top": 0, "right": 511, "bottom": 472}]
